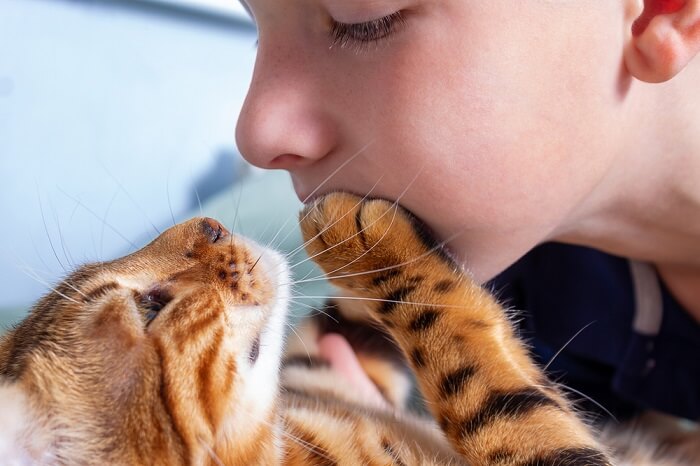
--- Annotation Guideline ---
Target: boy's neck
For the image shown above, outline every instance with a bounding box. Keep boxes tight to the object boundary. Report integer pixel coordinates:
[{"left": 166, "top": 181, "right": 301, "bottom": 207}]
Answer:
[{"left": 555, "top": 61, "right": 700, "bottom": 321}]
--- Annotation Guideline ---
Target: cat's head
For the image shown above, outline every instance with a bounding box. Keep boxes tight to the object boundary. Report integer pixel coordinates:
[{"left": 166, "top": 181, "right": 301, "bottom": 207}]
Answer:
[{"left": 0, "top": 217, "right": 289, "bottom": 464}]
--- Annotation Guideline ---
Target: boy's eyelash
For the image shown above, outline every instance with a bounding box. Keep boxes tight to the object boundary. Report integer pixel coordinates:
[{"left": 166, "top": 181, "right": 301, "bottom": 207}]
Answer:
[{"left": 330, "top": 11, "right": 405, "bottom": 50}]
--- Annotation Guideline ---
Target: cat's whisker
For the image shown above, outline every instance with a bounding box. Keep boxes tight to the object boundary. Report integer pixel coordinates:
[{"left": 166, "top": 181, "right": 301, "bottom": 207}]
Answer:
[
  {"left": 286, "top": 296, "right": 322, "bottom": 313},
  {"left": 194, "top": 187, "right": 204, "bottom": 219},
  {"left": 288, "top": 267, "right": 319, "bottom": 287},
  {"left": 302, "top": 140, "right": 374, "bottom": 206},
  {"left": 277, "top": 425, "right": 335, "bottom": 461},
  {"left": 254, "top": 215, "right": 282, "bottom": 253},
  {"left": 289, "top": 185, "right": 395, "bottom": 271},
  {"left": 289, "top": 294, "right": 470, "bottom": 310},
  {"left": 59, "top": 281, "right": 89, "bottom": 301},
  {"left": 286, "top": 298, "right": 339, "bottom": 323},
  {"left": 24, "top": 228, "right": 56, "bottom": 277},
  {"left": 543, "top": 380, "right": 618, "bottom": 424},
  {"left": 249, "top": 253, "right": 263, "bottom": 273},
  {"left": 166, "top": 173, "right": 176, "bottom": 227},
  {"left": 198, "top": 437, "right": 225, "bottom": 466},
  {"left": 284, "top": 322, "right": 312, "bottom": 361},
  {"left": 9, "top": 249, "right": 55, "bottom": 282},
  {"left": 100, "top": 187, "right": 120, "bottom": 260},
  {"left": 282, "top": 228, "right": 467, "bottom": 286},
  {"left": 231, "top": 182, "right": 245, "bottom": 235},
  {"left": 18, "top": 267, "right": 81, "bottom": 305},
  {"left": 279, "top": 274, "right": 328, "bottom": 287},
  {"left": 319, "top": 202, "right": 399, "bottom": 277},
  {"left": 543, "top": 320, "right": 597, "bottom": 372},
  {"left": 37, "top": 186, "right": 68, "bottom": 273},
  {"left": 295, "top": 159, "right": 425, "bottom": 272},
  {"left": 273, "top": 140, "right": 376, "bottom": 254},
  {"left": 236, "top": 408, "right": 336, "bottom": 462},
  {"left": 259, "top": 212, "right": 294, "bottom": 254},
  {"left": 98, "top": 160, "right": 161, "bottom": 236},
  {"left": 68, "top": 190, "right": 83, "bottom": 223},
  {"left": 19, "top": 263, "right": 89, "bottom": 301},
  {"left": 49, "top": 198, "right": 76, "bottom": 269},
  {"left": 16, "top": 263, "right": 51, "bottom": 283},
  {"left": 58, "top": 187, "right": 140, "bottom": 252},
  {"left": 261, "top": 206, "right": 299, "bottom": 254},
  {"left": 283, "top": 174, "right": 383, "bottom": 261}
]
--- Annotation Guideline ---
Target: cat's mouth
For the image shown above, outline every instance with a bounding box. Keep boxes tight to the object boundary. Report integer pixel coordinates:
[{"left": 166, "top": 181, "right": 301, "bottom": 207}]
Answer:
[{"left": 239, "top": 242, "right": 290, "bottom": 366}]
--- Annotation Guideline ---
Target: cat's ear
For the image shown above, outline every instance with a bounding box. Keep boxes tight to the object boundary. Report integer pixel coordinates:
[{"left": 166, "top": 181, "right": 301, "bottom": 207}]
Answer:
[
  {"left": 624, "top": 0, "right": 700, "bottom": 83},
  {"left": 0, "top": 384, "right": 34, "bottom": 464}
]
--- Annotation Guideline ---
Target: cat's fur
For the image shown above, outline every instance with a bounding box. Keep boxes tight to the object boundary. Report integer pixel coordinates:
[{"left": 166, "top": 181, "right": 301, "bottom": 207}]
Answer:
[{"left": 0, "top": 193, "right": 696, "bottom": 465}]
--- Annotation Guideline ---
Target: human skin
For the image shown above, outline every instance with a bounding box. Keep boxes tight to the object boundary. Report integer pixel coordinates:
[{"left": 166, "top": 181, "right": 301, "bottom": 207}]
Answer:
[{"left": 235, "top": 0, "right": 700, "bottom": 320}]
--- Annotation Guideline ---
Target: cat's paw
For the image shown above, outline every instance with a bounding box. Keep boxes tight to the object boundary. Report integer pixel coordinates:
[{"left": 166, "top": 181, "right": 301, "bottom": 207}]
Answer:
[{"left": 300, "top": 192, "right": 449, "bottom": 291}]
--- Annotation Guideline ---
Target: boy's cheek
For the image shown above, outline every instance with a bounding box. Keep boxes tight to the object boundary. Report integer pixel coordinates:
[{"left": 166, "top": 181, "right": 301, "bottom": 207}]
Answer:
[{"left": 290, "top": 0, "right": 625, "bottom": 243}]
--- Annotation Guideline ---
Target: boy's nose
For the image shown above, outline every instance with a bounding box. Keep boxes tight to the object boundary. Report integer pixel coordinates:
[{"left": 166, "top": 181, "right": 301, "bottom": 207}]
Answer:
[{"left": 235, "top": 53, "right": 338, "bottom": 171}]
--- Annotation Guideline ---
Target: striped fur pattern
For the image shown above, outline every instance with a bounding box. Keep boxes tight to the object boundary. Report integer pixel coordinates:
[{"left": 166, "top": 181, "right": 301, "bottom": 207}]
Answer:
[
  {"left": 295, "top": 193, "right": 699, "bottom": 465},
  {"left": 297, "top": 193, "right": 612, "bottom": 465},
  {"left": 1, "top": 197, "right": 697, "bottom": 464},
  {"left": 0, "top": 218, "right": 291, "bottom": 465}
]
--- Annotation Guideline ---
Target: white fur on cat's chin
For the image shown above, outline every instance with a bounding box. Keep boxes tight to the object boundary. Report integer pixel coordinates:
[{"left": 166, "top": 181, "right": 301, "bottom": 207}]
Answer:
[
  {"left": 220, "top": 240, "right": 290, "bottom": 445},
  {"left": 0, "top": 384, "right": 41, "bottom": 465}
]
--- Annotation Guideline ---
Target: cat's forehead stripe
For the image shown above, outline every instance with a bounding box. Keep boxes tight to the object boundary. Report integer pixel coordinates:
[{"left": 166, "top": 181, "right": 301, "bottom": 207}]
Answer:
[{"left": 83, "top": 282, "right": 121, "bottom": 302}]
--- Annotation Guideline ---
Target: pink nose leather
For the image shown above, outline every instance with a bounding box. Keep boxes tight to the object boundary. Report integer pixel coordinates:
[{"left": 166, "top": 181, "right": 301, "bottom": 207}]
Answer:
[{"left": 202, "top": 218, "right": 230, "bottom": 243}]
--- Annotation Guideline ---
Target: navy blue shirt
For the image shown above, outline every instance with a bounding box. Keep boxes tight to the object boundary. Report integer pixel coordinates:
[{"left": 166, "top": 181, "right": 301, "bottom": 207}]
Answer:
[{"left": 490, "top": 243, "right": 700, "bottom": 422}]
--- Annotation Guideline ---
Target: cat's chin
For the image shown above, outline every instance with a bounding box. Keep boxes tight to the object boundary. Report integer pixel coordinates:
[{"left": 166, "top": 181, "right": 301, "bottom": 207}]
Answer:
[
  {"left": 0, "top": 384, "right": 52, "bottom": 465},
  {"left": 220, "top": 240, "right": 290, "bottom": 440}
]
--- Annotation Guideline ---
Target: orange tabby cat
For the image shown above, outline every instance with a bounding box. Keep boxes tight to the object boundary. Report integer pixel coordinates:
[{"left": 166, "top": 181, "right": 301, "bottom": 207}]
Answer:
[{"left": 0, "top": 193, "right": 695, "bottom": 465}]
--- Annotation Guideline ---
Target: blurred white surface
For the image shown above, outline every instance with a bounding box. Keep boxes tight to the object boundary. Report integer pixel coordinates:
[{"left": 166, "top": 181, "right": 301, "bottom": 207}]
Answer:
[
  {"left": 0, "top": 0, "right": 257, "bottom": 310},
  {"left": 144, "top": 0, "right": 250, "bottom": 20}
]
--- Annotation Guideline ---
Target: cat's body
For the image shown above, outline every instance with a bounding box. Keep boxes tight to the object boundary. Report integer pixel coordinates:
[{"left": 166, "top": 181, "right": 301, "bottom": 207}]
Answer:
[{"left": 0, "top": 194, "right": 696, "bottom": 465}]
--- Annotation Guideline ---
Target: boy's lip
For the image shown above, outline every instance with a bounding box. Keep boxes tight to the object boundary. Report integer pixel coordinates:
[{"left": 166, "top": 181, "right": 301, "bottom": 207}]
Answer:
[
  {"left": 291, "top": 173, "right": 355, "bottom": 205},
  {"left": 297, "top": 191, "right": 315, "bottom": 204},
  {"left": 294, "top": 184, "right": 330, "bottom": 205},
  {"left": 295, "top": 192, "right": 315, "bottom": 206},
  {"left": 290, "top": 177, "right": 315, "bottom": 204}
]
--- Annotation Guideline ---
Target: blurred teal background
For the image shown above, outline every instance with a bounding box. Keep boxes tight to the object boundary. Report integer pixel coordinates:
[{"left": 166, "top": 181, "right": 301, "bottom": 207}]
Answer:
[{"left": 0, "top": 0, "right": 329, "bottom": 328}]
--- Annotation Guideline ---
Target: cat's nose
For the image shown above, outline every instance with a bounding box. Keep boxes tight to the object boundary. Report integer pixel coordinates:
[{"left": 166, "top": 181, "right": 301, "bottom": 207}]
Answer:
[{"left": 201, "top": 218, "right": 230, "bottom": 244}]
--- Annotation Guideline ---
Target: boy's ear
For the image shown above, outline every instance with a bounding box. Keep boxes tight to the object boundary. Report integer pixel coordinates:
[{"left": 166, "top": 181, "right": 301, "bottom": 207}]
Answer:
[{"left": 625, "top": 0, "right": 700, "bottom": 83}]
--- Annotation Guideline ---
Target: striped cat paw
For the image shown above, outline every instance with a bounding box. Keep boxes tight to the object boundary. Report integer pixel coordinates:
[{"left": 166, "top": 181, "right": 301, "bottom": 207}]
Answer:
[
  {"left": 300, "top": 192, "right": 450, "bottom": 292},
  {"left": 301, "top": 192, "right": 613, "bottom": 465}
]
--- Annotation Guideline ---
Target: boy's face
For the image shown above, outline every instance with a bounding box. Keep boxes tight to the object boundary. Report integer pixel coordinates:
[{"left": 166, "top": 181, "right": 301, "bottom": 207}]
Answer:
[{"left": 236, "top": 0, "right": 631, "bottom": 280}]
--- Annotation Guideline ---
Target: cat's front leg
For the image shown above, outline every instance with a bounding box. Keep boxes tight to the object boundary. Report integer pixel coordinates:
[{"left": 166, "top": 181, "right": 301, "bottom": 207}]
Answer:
[{"left": 300, "top": 193, "right": 612, "bottom": 465}]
